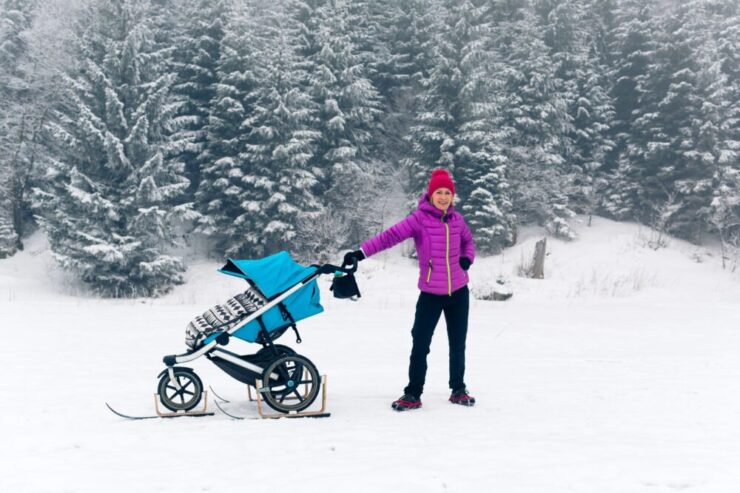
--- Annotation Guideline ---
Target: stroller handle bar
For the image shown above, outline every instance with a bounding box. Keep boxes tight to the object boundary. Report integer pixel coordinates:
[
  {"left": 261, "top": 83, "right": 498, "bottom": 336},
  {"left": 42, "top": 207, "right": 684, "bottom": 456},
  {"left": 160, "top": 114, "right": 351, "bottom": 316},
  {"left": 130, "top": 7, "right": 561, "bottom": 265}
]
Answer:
[{"left": 164, "top": 256, "right": 358, "bottom": 366}]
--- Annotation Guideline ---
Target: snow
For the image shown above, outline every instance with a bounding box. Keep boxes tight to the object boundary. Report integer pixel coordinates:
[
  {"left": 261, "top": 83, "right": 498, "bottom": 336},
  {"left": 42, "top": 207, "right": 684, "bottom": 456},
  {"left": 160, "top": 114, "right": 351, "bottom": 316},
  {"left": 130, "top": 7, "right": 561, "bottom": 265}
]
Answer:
[{"left": 2, "top": 217, "right": 740, "bottom": 493}]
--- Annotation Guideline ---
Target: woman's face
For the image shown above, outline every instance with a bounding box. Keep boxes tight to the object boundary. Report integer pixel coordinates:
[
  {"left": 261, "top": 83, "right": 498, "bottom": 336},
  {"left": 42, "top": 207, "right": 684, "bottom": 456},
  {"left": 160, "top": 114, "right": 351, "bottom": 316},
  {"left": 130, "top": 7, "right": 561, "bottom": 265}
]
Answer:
[{"left": 431, "top": 187, "right": 453, "bottom": 211}]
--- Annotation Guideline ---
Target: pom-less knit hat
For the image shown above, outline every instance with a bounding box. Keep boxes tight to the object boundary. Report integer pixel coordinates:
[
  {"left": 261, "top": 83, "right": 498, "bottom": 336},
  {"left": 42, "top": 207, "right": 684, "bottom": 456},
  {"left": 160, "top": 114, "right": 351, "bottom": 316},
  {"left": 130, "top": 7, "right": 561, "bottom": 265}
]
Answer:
[{"left": 427, "top": 168, "right": 455, "bottom": 196}]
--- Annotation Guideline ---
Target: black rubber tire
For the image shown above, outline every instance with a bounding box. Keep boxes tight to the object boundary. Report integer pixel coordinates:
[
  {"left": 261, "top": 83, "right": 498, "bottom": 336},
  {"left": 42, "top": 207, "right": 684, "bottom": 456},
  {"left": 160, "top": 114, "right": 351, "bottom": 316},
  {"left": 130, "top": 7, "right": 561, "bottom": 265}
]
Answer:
[
  {"left": 260, "top": 354, "right": 320, "bottom": 413},
  {"left": 157, "top": 368, "right": 204, "bottom": 412}
]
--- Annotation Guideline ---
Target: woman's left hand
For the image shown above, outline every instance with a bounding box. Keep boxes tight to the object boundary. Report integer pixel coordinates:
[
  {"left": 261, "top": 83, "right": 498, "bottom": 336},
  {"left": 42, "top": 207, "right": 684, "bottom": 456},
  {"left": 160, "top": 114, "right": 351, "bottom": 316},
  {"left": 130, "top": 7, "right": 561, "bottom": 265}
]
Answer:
[{"left": 460, "top": 257, "right": 471, "bottom": 271}]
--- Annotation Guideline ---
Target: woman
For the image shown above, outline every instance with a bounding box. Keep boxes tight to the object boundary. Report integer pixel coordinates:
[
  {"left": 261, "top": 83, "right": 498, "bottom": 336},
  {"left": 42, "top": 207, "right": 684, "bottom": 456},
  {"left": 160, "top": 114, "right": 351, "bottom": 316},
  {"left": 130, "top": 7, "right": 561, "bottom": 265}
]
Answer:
[{"left": 344, "top": 169, "right": 476, "bottom": 411}]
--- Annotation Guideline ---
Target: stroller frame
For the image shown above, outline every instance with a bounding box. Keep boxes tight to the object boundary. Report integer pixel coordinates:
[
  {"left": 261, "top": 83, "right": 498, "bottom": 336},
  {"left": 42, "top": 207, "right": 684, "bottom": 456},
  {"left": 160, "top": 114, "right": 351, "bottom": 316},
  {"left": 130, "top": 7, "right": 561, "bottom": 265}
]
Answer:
[{"left": 160, "top": 262, "right": 350, "bottom": 418}]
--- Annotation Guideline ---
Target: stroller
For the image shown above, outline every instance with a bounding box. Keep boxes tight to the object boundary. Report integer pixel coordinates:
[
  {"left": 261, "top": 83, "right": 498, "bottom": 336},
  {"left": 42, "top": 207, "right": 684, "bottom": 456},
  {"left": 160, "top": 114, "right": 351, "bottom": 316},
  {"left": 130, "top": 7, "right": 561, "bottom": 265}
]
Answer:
[{"left": 157, "top": 251, "right": 358, "bottom": 418}]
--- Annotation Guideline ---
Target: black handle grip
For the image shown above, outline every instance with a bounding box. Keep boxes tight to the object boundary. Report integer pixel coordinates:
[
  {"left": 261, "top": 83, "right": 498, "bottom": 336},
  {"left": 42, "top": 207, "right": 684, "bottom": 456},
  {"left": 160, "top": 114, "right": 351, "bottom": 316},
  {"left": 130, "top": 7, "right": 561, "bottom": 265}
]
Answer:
[
  {"left": 313, "top": 259, "right": 358, "bottom": 275},
  {"left": 340, "top": 256, "right": 359, "bottom": 273}
]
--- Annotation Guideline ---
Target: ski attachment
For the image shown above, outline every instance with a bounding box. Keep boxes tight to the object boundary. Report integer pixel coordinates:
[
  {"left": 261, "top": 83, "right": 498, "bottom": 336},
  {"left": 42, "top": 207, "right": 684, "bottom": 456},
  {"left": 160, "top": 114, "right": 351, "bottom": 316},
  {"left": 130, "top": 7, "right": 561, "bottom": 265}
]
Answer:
[
  {"left": 214, "top": 399, "right": 330, "bottom": 420},
  {"left": 209, "top": 386, "right": 231, "bottom": 403},
  {"left": 106, "top": 391, "right": 214, "bottom": 420},
  {"left": 106, "top": 403, "right": 214, "bottom": 420},
  {"left": 253, "top": 375, "right": 331, "bottom": 419},
  {"left": 214, "top": 400, "right": 259, "bottom": 420}
]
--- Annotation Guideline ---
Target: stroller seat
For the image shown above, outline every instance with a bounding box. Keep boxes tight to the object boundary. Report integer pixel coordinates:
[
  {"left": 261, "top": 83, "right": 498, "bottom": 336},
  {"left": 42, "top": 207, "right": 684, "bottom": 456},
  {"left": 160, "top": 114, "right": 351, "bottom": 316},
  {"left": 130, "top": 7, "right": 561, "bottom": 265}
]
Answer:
[{"left": 185, "top": 289, "right": 266, "bottom": 349}]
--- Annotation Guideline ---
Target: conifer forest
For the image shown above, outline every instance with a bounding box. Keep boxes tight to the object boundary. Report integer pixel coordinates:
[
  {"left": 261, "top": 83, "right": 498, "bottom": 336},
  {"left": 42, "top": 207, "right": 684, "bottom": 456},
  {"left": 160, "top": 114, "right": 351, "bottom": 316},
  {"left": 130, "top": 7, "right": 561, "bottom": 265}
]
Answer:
[{"left": 0, "top": 0, "right": 738, "bottom": 296}]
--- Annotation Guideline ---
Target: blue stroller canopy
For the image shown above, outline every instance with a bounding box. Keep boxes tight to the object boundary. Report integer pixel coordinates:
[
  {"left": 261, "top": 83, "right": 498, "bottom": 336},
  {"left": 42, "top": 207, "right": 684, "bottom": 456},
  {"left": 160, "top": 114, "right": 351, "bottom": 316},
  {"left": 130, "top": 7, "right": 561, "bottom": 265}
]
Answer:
[
  {"left": 215, "top": 251, "right": 323, "bottom": 343},
  {"left": 219, "top": 251, "right": 317, "bottom": 299}
]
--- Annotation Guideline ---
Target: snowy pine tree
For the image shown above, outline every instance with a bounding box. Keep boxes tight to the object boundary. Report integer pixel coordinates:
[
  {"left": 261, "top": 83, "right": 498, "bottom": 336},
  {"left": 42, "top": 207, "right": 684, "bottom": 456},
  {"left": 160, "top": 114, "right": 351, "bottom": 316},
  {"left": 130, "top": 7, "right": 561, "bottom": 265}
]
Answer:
[
  {"left": 706, "top": 0, "right": 740, "bottom": 264},
  {"left": 711, "top": 165, "right": 740, "bottom": 270},
  {"left": 194, "top": 1, "right": 321, "bottom": 257},
  {"left": 193, "top": 3, "right": 262, "bottom": 256},
  {"left": 490, "top": 0, "right": 574, "bottom": 239},
  {"left": 239, "top": 0, "right": 322, "bottom": 255},
  {"left": 370, "top": 0, "right": 440, "bottom": 106},
  {"left": 602, "top": 0, "right": 656, "bottom": 220},
  {"left": 169, "top": 0, "right": 227, "bottom": 201},
  {"left": 569, "top": 45, "right": 616, "bottom": 221},
  {"left": 625, "top": 3, "right": 715, "bottom": 241},
  {"left": 305, "top": 0, "right": 384, "bottom": 248},
  {"left": 404, "top": 0, "right": 470, "bottom": 194},
  {"left": 536, "top": 0, "right": 616, "bottom": 220},
  {"left": 364, "top": 0, "right": 442, "bottom": 174},
  {"left": 660, "top": 7, "right": 714, "bottom": 238},
  {"left": 403, "top": 1, "right": 516, "bottom": 253},
  {"left": 708, "top": 0, "right": 740, "bottom": 182},
  {"left": 0, "top": 0, "right": 34, "bottom": 257},
  {"left": 34, "top": 0, "right": 191, "bottom": 297}
]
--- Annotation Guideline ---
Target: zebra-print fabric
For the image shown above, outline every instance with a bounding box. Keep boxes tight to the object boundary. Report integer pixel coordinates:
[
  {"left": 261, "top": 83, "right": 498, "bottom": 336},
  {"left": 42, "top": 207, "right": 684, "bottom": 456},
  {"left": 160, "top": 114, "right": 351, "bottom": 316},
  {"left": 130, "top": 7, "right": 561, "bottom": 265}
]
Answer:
[{"left": 185, "top": 288, "right": 266, "bottom": 349}]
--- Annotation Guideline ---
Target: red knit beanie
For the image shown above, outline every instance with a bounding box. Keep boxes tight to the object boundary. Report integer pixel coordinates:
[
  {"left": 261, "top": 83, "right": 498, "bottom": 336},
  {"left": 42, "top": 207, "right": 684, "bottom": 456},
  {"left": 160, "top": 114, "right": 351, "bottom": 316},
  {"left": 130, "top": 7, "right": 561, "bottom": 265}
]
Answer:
[{"left": 427, "top": 169, "right": 455, "bottom": 196}]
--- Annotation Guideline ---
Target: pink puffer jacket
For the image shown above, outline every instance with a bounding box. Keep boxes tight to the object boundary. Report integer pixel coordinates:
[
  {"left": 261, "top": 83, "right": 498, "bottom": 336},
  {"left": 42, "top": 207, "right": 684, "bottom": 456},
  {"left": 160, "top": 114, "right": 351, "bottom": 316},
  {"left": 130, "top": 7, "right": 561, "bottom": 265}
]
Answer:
[{"left": 361, "top": 193, "right": 476, "bottom": 295}]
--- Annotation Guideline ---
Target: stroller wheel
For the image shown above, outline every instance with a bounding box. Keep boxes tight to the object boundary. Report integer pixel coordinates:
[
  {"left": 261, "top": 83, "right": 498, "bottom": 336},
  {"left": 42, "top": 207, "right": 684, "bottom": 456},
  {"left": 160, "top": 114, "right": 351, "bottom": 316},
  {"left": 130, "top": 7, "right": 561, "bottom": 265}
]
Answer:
[
  {"left": 157, "top": 368, "right": 204, "bottom": 412},
  {"left": 260, "top": 355, "right": 320, "bottom": 413}
]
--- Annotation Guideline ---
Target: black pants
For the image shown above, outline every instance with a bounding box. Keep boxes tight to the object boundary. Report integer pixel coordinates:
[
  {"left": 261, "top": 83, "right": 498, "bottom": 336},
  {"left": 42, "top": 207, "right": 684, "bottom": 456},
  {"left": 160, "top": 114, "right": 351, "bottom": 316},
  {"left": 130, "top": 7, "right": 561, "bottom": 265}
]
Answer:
[{"left": 404, "top": 285, "right": 469, "bottom": 398}]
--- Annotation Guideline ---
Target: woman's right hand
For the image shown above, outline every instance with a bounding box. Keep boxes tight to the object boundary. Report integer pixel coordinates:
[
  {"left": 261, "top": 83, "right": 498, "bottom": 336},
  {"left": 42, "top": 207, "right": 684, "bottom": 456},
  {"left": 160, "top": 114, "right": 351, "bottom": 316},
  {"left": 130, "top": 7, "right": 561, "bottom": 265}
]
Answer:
[{"left": 343, "top": 250, "right": 365, "bottom": 266}]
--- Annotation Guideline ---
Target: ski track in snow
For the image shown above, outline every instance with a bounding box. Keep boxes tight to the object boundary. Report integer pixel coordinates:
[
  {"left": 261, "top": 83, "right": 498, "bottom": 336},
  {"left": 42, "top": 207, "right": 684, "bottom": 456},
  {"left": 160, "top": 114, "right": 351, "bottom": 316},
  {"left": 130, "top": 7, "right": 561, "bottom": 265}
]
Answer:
[{"left": 1, "top": 217, "right": 739, "bottom": 493}]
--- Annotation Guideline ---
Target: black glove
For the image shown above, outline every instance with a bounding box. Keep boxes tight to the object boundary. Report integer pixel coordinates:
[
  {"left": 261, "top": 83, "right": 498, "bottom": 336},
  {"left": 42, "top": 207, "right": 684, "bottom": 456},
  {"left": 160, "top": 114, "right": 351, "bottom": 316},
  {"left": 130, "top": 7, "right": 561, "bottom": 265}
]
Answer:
[
  {"left": 343, "top": 249, "right": 365, "bottom": 266},
  {"left": 459, "top": 257, "right": 471, "bottom": 271}
]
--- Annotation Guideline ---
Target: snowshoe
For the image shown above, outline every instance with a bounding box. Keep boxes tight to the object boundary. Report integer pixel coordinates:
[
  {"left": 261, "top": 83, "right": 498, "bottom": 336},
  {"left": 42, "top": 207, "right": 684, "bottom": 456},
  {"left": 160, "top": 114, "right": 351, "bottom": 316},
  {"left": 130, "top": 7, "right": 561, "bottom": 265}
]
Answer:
[
  {"left": 449, "top": 388, "right": 475, "bottom": 407},
  {"left": 391, "top": 394, "right": 422, "bottom": 411}
]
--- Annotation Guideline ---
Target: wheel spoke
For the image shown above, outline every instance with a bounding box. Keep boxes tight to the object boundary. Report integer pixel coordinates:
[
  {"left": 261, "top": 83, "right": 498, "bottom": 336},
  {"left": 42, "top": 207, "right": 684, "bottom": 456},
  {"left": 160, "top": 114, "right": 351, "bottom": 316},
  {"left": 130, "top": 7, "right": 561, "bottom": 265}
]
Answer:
[
  {"left": 285, "top": 362, "right": 299, "bottom": 378},
  {"left": 268, "top": 380, "right": 286, "bottom": 391},
  {"left": 275, "top": 365, "right": 291, "bottom": 383},
  {"left": 170, "top": 375, "right": 196, "bottom": 402},
  {"left": 175, "top": 376, "right": 193, "bottom": 388}
]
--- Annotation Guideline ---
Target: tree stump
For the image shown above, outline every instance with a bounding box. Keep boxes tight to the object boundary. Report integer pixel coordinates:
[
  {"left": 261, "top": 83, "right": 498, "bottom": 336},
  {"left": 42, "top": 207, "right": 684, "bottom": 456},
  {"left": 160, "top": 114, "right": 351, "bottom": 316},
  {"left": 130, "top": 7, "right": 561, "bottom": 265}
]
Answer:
[{"left": 532, "top": 238, "right": 546, "bottom": 279}]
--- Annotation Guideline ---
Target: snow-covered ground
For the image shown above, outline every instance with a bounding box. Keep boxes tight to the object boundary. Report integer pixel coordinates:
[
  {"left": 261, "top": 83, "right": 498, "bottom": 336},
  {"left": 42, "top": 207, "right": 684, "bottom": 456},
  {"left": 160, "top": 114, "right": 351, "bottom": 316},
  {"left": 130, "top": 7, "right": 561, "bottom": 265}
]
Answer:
[{"left": 1, "top": 217, "right": 739, "bottom": 493}]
